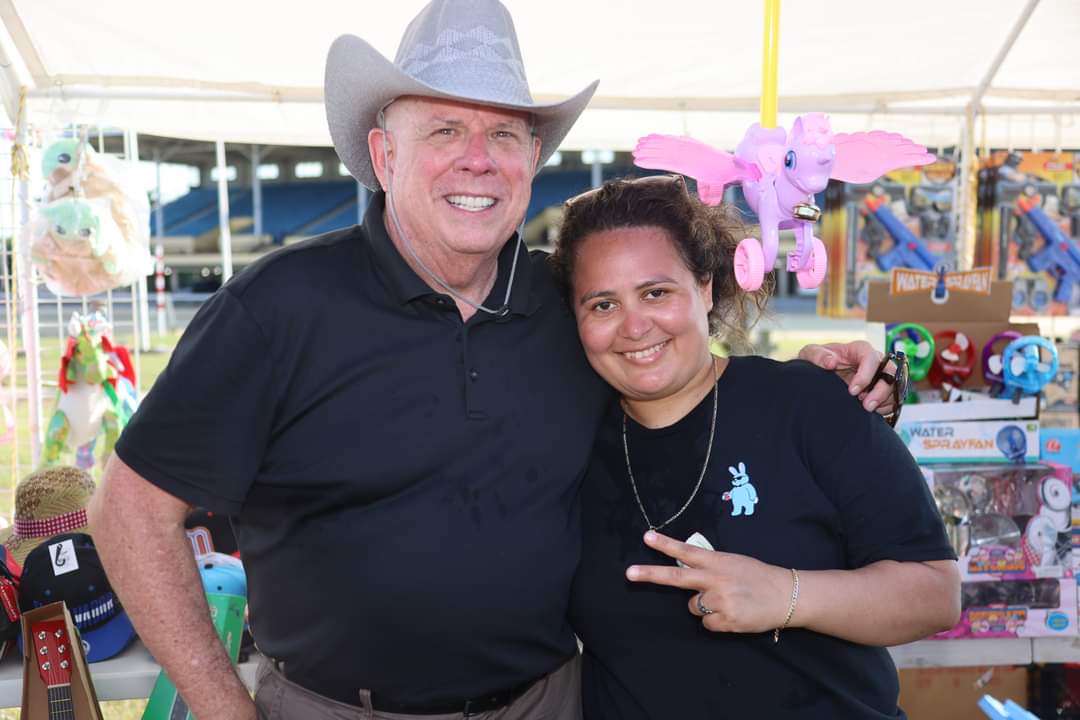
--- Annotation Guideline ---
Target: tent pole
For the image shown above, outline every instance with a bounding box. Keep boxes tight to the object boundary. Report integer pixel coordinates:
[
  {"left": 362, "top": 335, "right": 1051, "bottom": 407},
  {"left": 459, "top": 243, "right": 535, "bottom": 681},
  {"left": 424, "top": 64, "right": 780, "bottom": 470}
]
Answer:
[
  {"left": 153, "top": 148, "right": 167, "bottom": 339},
  {"left": 957, "top": 0, "right": 1039, "bottom": 270},
  {"left": 127, "top": 129, "right": 151, "bottom": 353},
  {"left": 13, "top": 93, "right": 42, "bottom": 463},
  {"left": 252, "top": 144, "right": 263, "bottom": 243},
  {"left": 216, "top": 140, "right": 234, "bottom": 283},
  {"left": 971, "top": 0, "right": 1040, "bottom": 111}
]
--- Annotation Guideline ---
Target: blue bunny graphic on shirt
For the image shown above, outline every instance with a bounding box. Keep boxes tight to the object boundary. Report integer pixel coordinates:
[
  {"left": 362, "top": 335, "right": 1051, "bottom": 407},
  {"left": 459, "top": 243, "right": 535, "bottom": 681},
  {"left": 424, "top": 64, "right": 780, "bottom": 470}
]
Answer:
[{"left": 723, "top": 462, "right": 758, "bottom": 516}]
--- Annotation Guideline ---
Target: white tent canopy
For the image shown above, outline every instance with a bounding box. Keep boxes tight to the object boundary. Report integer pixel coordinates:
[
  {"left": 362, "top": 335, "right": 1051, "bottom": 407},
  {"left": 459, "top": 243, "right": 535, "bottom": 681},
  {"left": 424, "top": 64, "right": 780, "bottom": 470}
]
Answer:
[{"left": 1, "top": 0, "right": 1078, "bottom": 151}]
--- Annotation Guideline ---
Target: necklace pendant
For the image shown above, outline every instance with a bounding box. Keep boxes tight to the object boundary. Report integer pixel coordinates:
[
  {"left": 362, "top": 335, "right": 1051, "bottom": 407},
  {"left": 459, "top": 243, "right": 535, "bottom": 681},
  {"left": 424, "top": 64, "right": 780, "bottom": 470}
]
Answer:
[{"left": 677, "top": 532, "right": 715, "bottom": 568}]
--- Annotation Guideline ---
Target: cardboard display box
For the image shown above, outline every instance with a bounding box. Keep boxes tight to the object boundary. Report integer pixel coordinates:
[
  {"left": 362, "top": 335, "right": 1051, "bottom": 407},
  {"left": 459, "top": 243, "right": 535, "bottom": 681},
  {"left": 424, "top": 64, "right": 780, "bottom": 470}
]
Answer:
[
  {"left": 899, "top": 666, "right": 1028, "bottom": 720},
  {"left": 898, "top": 420, "right": 1040, "bottom": 464},
  {"left": 20, "top": 602, "right": 103, "bottom": 719},
  {"left": 867, "top": 278, "right": 1042, "bottom": 428}
]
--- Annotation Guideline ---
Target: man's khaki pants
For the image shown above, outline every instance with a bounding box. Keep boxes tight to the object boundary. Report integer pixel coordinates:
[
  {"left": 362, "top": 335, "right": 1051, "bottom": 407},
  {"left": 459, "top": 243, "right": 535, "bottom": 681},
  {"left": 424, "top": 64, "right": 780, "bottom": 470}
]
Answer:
[{"left": 254, "top": 654, "right": 582, "bottom": 720}]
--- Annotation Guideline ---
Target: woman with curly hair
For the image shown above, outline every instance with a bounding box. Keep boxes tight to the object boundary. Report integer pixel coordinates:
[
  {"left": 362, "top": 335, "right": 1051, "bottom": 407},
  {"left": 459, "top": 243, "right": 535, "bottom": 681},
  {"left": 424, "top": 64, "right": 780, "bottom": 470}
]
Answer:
[{"left": 553, "top": 175, "right": 960, "bottom": 719}]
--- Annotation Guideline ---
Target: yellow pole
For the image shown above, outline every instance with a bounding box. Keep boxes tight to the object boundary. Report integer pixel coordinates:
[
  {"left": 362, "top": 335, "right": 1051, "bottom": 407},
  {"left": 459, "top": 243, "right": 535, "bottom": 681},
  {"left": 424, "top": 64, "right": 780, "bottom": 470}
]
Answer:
[{"left": 760, "top": 0, "right": 781, "bottom": 129}]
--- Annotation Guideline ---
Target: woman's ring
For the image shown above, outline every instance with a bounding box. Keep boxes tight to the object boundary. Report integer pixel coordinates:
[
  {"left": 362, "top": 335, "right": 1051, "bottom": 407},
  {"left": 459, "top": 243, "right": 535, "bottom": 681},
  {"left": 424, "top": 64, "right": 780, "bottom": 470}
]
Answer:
[{"left": 696, "top": 594, "right": 714, "bottom": 615}]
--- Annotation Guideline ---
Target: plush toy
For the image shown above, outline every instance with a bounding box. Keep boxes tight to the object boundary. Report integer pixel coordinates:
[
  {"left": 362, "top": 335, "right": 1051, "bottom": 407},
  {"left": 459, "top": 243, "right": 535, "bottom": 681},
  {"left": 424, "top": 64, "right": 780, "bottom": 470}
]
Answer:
[
  {"left": 44, "top": 140, "right": 150, "bottom": 248},
  {"left": 22, "top": 139, "right": 152, "bottom": 296},
  {"left": 26, "top": 197, "right": 135, "bottom": 296},
  {"left": 41, "top": 312, "right": 138, "bottom": 470}
]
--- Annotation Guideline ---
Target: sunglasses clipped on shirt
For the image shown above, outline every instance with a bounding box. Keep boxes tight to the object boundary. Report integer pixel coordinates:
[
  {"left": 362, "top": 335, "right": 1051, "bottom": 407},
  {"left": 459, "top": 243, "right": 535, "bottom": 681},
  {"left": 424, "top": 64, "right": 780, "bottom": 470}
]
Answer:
[{"left": 868, "top": 351, "right": 910, "bottom": 428}]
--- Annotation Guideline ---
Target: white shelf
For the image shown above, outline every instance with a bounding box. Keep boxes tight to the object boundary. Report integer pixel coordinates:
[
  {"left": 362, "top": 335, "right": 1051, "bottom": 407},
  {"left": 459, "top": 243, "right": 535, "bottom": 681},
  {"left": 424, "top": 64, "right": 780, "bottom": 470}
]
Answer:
[
  {"left": 0, "top": 640, "right": 259, "bottom": 709},
  {"left": 1032, "top": 636, "right": 1080, "bottom": 664},
  {"left": 888, "top": 639, "right": 1032, "bottom": 669}
]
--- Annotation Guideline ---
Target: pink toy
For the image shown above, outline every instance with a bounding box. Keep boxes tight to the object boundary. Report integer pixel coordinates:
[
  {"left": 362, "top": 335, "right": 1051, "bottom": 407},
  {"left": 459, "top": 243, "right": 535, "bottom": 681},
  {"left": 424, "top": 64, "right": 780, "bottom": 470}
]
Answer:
[{"left": 633, "top": 113, "right": 936, "bottom": 291}]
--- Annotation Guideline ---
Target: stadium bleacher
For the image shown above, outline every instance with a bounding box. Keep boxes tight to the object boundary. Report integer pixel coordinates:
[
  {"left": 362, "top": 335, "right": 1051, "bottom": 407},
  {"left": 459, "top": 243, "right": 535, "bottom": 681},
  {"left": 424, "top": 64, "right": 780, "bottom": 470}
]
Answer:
[{"left": 154, "top": 170, "right": 653, "bottom": 247}]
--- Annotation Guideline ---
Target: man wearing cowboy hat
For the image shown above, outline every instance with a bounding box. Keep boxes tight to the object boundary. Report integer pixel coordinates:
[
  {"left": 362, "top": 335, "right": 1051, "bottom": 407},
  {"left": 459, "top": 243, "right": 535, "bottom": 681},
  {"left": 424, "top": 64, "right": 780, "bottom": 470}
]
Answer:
[{"left": 89, "top": 1, "right": 893, "bottom": 718}]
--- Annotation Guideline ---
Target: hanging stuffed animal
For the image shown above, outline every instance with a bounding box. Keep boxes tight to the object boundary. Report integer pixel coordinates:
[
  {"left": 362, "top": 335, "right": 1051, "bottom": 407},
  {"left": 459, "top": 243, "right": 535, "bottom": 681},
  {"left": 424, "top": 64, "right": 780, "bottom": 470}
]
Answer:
[
  {"left": 21, "top": 138, "right": 153, "bottom": 296},
  {"left": 43, "top": 139, "right": 151, "bottom": 253},
  {"left": 633, "top": 113, "right": 936, "bottom": 291},
  {"left": 41, "top": 311, "right": 138, "bottom": 470},
  {"left": 26, "top": 196, "right": 136, "bottom": 297}
]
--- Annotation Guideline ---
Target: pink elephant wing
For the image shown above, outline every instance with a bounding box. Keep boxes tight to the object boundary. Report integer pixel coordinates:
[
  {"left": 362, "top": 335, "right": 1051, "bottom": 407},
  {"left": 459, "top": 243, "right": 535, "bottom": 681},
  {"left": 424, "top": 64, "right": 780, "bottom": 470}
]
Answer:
[
  {"left": 633, "top": 134, "right": 758, "bottom": 188},
  {"left": 830, "top": 131, "right": 936, "bottom": 184}
]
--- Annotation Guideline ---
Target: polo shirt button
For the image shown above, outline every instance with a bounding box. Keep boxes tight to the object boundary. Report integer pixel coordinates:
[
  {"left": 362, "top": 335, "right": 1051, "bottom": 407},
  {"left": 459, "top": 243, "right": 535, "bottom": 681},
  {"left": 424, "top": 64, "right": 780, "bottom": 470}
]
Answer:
[{"left": 469, "top": 369, "right": 479, "bottom": 381}]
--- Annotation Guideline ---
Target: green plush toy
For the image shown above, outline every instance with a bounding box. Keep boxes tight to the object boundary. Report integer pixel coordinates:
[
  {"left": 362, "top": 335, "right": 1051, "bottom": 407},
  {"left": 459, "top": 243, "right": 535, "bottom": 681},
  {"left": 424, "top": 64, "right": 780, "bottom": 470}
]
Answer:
[
  {"left": 41, "top": 138, "right": 81, "bottom": 181},
  {"left": 41, "top": 199, "right": 107, "bottom": 258}
]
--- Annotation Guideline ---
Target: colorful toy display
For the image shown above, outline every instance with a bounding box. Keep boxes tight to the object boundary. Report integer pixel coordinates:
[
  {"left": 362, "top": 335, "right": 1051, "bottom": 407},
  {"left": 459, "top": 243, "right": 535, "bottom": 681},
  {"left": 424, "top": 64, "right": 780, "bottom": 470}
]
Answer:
[
  {"left": 41, "top": 312, "right": 138, "bottom": 470},
  {"left": 818, "top": 159, "right": 959, "bottom": 317},
  {"left": 1020, "top": 192, "right": 1080, "bottom": 305},
  {"left": 869, "top": 193, "right": 942, "bottom": 272},
  {"left": 21, "top": 139, "right": 153, "bottom": 297},
  {"left": 633, "top": 114, "right": 935, "bottom": 291},
  {"left": 977, "top": 150, "right": 1080, "bottom": 315},
  {"left": 926, "top": 463, "right": 1077, "bottom": 640}
]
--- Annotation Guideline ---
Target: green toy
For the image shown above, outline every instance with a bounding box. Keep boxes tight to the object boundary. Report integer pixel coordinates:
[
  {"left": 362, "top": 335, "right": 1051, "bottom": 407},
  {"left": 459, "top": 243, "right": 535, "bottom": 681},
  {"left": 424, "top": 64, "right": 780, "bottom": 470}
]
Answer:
[
  {"left": 141, "top": 593, "right": 247, "bottom": 720},
  {"left": 41, "top": 199, "right": 108, "bottom": 258},
  {"left": 41, "top": 312, "right": 138, "bottom": 470},
  {"left": 41, "top": 138, "right": 80, "bottom": 180}
]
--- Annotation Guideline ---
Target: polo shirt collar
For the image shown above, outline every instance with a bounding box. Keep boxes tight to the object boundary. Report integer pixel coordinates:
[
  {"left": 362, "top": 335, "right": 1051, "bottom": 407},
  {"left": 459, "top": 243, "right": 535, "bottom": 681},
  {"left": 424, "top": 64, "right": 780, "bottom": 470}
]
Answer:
[{"left": 365, "top": 192, "right": 540, "bottom": 317}]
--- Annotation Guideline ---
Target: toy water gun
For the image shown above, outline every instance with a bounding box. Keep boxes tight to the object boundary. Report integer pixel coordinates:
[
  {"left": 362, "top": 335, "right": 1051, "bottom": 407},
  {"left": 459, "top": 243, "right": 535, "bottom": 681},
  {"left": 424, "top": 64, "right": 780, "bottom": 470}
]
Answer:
[
  {"left": 867, "top": 194, "right": 941, "bottom": 271},
  {"left": 1020, "top": 193, "right": 1080, "bottom": 304},
  {"left": 978, "top": 694, "right": 1041, "bottom": 720}
]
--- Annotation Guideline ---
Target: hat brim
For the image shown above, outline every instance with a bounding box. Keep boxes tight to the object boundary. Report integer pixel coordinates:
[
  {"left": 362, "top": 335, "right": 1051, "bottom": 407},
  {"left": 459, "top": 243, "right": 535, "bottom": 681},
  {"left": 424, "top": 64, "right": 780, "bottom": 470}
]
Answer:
[
  {"left": 17, "top": 610, "right": 136, "bottom": 663},
  {"left": 1, "top": 520, "right": 90, "bottom": 568},
  {"left": 325, "top": 33, "right": 598, "bottom": 191}
]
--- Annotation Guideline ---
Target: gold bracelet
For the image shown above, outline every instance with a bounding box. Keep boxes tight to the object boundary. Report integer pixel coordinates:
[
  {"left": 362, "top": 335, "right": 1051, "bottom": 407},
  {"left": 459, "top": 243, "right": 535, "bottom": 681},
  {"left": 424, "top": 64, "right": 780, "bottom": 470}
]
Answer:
[{"left": 773, "top": 567, "right": 799, "bottom": 644}]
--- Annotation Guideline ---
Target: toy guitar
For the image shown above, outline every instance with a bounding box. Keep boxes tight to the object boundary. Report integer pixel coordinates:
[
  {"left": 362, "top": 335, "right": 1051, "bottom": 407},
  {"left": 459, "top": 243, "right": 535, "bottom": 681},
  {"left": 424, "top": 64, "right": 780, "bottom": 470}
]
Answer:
[
  {"left": 31, "top": 619, "right": 74, "bottom": 720},
  {"left": 633, "top": 113, "right": 935, "bottom": 291}
]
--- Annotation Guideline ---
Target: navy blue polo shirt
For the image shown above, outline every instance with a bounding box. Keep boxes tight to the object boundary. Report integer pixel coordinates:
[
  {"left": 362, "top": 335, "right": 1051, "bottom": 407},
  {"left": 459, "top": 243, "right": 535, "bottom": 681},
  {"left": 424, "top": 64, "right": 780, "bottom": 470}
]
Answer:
[{"left": 116, "top": 193, "right": 611, "bottom": 705}]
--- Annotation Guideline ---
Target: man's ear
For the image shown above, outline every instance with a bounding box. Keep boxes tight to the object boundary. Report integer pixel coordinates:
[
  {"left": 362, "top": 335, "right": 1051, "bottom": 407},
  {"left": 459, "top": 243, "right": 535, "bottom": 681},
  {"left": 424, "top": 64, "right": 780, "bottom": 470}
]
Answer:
[{"left": 368, "top": 127, "right": 392, "bottom": 191}]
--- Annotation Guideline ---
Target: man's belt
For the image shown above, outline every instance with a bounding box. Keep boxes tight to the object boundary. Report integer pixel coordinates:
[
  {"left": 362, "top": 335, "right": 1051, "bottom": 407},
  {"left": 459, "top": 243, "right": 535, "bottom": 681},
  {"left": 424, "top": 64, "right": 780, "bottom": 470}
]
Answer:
[
  {"left": 284, "top": 665, "right": 538, "bottom": 716},
  {"left": 372, "top": 677, "right": 536, "bottom": 715}
]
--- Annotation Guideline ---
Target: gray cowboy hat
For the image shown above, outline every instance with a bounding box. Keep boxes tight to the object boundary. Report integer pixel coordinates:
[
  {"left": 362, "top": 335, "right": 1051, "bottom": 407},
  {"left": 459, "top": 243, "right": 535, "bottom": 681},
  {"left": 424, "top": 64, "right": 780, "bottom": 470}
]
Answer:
[{"left": 325, "top": 0, "right": 599, "bottom": 191}]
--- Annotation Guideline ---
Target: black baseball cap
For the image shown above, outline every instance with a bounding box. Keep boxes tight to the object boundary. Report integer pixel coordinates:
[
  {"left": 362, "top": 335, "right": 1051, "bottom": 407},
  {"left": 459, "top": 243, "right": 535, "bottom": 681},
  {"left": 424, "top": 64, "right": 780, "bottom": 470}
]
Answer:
[{"left": 18, "top": 532, "right": 135, "bottom": 662}]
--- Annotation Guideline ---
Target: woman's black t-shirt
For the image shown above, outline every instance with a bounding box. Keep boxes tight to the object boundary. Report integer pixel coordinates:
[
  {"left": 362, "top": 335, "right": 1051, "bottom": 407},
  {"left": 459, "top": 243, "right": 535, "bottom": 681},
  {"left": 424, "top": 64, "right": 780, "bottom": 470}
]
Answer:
[{"left": 569, "top": 356, "right": 955, "bottom": 719}]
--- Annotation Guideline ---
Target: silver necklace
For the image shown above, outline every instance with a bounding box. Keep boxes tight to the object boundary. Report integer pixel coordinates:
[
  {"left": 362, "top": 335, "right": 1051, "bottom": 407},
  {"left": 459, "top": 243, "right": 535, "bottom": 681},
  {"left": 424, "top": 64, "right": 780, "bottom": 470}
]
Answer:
[
  {"left": 386, "top": 189, "right": 522, "bottom": 318},
  {"left": 622, "top": 356, "right": 719, "bottom": 532}
]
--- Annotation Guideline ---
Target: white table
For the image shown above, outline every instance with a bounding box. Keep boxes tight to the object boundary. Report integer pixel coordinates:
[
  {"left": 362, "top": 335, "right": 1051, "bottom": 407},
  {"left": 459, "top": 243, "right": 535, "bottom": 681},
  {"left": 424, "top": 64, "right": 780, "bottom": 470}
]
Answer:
[
  {"left": 888, "top": 637, "right": 1080, "bottom": 668},
  {"left": 0, "top": 640, "right": 259, "bottom": 708}
]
